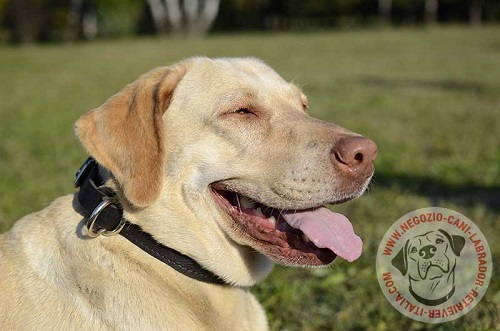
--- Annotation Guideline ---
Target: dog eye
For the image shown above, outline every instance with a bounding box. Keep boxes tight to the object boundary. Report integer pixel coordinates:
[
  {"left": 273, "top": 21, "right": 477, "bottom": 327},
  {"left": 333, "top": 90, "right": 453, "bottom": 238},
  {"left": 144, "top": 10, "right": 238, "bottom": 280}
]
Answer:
[
  {"left": 410, "top": 247, "right": 417, "bottom": 253},
  {"left": 235, "top": 108, "right": 252, "bottom": 115},
  {"left": 220, "top": 107, "right": 258, "bottom": 120},
  {"left": 229, "top": 108, "right": 259, "bottom": 118},
  {"left": 436, "top": 238, "right": 444, "bottom": 244}
]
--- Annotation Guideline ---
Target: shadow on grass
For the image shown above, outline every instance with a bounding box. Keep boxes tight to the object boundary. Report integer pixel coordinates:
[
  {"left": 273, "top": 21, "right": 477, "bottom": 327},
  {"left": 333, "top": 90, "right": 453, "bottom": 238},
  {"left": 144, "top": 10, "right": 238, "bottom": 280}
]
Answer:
[
  {"left": 373, "top": 171, "right": 500, "bottom": 213},
  {"left": 359, "top": 76, "right": 487, "bottom": 94}
]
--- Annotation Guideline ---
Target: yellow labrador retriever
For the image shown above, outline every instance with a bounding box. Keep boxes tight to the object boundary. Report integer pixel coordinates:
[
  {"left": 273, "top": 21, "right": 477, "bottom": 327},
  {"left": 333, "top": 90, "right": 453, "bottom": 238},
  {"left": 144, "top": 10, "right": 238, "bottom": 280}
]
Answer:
[{"left": 0, "top": 57, "right": 377, "bottom": 330}]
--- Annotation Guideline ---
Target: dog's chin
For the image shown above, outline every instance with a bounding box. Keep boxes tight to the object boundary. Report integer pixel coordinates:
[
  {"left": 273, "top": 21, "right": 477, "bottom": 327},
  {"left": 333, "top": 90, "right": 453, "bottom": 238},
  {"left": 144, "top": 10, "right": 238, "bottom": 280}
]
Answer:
[{"left": 210, "top": 184, "right": 365, "bottom": 267}]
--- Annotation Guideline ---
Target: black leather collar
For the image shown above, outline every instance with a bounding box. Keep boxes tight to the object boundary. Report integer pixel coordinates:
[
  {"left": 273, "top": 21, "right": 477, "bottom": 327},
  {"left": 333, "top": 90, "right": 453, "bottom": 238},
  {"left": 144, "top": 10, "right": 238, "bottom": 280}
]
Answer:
[{"left": 74, "top": 157, "right": 226, "bottom": 285}]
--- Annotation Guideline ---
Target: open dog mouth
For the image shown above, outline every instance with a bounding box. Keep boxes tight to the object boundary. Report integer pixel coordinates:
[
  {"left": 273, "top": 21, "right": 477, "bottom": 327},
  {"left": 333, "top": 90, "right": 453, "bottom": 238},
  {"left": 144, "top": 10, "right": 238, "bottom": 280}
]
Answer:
[{"left": 211, "top": 187, "right": 363, "bottom": 266}]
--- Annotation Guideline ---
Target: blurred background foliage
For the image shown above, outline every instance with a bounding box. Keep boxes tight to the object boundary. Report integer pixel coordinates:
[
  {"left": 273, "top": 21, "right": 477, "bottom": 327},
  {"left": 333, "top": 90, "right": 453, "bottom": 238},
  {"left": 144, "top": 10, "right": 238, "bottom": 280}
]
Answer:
[
  {"left": 0, "top": 26, "right": 498, "bottom": 330},
  {"left": 1, "top": 0, "right": 500, "bottom": 44},
  {"left": 0, "top": 1, "right": 499, "bottom": 331}
]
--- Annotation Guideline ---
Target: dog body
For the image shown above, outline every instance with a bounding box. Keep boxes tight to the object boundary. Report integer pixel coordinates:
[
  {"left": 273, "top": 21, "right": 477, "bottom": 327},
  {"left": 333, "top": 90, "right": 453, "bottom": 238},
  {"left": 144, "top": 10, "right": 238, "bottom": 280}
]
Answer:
[
  {"left": 0, "top": 196, "right": 267, "bottom": 330},
  {"left": 0, "top": 57, "right": 376, "bottom": 330}
]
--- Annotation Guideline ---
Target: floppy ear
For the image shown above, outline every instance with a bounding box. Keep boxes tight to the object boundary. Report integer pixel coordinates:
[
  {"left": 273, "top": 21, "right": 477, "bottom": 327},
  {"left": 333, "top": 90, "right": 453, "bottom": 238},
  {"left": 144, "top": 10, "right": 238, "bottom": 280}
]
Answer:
[
  {"left": 438, "top": 229, "right": 465, "bottom": 257},
  {"left": 391, "top": 240, "right": 409, "bottom": 276},
  {"left": 74, "top": 64, "right": 187, "bottom": 208}
]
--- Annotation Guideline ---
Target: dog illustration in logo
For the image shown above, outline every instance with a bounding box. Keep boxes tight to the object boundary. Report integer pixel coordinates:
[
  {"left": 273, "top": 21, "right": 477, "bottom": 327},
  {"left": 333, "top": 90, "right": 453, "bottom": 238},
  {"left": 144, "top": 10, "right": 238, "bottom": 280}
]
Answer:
[{"left": 392, "top": 229, "right": 465, "bottom": 306}]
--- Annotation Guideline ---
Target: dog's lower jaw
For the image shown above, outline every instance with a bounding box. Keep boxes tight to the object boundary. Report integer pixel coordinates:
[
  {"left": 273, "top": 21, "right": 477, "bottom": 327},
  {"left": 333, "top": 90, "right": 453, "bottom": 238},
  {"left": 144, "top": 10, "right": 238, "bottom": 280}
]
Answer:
[
  {"left": 198, "top": 202, "right": 276, "bottom": 286},
  {"left": 224, "top": 244, "right": 275, "bottom": 286}
]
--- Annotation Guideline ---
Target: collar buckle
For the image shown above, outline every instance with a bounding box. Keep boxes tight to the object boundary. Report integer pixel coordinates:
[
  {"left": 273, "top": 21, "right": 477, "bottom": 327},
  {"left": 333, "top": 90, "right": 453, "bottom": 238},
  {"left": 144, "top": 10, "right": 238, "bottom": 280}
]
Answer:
[{"left": 86, "top": 198, "right": 126, "bottom": 238}]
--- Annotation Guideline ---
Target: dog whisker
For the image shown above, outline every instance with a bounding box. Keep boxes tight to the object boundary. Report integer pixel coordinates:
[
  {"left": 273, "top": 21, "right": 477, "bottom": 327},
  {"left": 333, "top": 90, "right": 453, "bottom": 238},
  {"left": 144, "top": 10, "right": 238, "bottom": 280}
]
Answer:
[{"left": 236, "top": 194, "right": 241, "bottom": 213}]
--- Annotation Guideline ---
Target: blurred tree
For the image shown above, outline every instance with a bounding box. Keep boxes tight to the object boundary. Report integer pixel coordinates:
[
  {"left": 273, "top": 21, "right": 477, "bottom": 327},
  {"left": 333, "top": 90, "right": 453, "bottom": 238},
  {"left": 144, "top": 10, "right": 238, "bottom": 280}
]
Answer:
[
  {"left": 97, "top": 0, "right": 142, "bottom": 37},
  {"left": 67, "top": 0, "right": 97, "bottom": 40},
  {"left": 213, "top": 0, "right": 270, "bottom": 31},
  {"left": 425, "top": 0, "right": 439, "bottom": 23},
  {"left": 4, "top": 0, "right": 52, "bottom": 43},
  {"left": 379, "top": 0, "right": 392, "bottom": 24},
  {"left": 469, "top": 0, "right": 482, "bottom": 25},
  {"left": 258, "top": 0, "right": 362, "bottom": 30},
  {"left": 1, "top": 0, "right": 499, "bottom": 44},
  {"left": 144, "top": 0, "right": 220, "bottom": 34}
]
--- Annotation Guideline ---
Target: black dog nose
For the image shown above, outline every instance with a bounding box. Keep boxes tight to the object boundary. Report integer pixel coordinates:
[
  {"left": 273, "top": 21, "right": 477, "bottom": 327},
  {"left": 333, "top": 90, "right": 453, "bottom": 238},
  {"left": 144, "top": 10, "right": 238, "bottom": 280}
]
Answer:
[{"left": 419, "top": 245, "right": 437, "bottom": 259}]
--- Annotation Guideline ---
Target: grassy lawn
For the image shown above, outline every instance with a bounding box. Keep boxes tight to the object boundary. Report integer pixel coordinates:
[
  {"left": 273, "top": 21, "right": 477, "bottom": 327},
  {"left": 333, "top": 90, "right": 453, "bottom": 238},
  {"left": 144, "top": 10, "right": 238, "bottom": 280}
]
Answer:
[{"left": 0, "top": 26, "right": 499, "bottom": 330}]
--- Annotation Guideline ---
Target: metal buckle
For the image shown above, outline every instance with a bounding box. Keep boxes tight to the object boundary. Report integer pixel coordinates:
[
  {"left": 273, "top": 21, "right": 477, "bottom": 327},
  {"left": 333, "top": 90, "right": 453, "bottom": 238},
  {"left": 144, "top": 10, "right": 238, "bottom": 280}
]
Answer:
[
  {"left": 74, "top": 157, "right": 96, "bottom": 188},
  {"left": 86, "top": 199, "right": 126, "bottom": 238}
]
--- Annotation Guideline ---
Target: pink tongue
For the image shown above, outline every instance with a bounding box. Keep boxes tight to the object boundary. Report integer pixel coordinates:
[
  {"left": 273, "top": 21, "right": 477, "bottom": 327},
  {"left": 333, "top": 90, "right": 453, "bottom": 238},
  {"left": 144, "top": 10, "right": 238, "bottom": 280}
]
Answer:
[{"left": 282, "top": 207, "right": 362, "bottom": 262}]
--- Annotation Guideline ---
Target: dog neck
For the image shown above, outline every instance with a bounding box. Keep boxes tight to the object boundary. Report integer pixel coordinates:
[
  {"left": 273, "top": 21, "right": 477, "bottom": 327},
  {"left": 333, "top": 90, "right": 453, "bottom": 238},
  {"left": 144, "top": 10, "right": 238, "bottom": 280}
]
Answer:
[{"left": 74, "top": 157, "right": 228, "bottom": 286}]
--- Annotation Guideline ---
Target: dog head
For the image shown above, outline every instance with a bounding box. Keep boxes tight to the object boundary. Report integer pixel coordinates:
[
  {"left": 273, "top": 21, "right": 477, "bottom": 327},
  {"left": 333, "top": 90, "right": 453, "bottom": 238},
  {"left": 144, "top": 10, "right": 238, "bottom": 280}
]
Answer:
[{"left": 75, "top": 57, "right": 377, "bottom": 285}]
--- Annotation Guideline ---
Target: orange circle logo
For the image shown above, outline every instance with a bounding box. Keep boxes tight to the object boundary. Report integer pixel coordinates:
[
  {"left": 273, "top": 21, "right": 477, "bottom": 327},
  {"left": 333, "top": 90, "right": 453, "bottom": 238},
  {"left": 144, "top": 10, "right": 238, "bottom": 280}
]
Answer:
[{"left": 376, "top": 207, "right": 492, "bottom": 323}]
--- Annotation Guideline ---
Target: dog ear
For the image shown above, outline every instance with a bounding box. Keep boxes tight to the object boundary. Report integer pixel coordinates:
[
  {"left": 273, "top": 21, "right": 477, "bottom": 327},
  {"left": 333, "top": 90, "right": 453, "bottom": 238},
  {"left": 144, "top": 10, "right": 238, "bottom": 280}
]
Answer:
[
  {"left": 74, "top": 64, "right": 187, "bottom": 208},
  {"left": 391, "top": 240, "right": 409, "bottom": 276},
  {"left": 438, "top": 229, "right": 466, "bottom": 256}
]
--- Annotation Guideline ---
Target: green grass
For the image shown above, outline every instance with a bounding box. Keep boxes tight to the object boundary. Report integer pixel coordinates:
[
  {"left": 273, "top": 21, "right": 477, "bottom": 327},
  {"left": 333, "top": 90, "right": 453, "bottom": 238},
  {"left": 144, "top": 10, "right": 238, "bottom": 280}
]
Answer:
[{"left": 0, "top": 26, "right": 499, "bottom": 330}]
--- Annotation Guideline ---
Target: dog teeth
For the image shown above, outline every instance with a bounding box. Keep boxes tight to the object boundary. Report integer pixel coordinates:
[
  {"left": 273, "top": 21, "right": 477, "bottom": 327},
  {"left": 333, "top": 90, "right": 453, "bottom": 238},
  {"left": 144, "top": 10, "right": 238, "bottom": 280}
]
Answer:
[
  {"left": 239, "top": 196, "right": 256, "bottom": 209},
  {"left": 268, "top": 216, "right": 277, "bottom": 226},
  {"left": 254, "top": 207, "right": 265, "bottom": 217}
]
